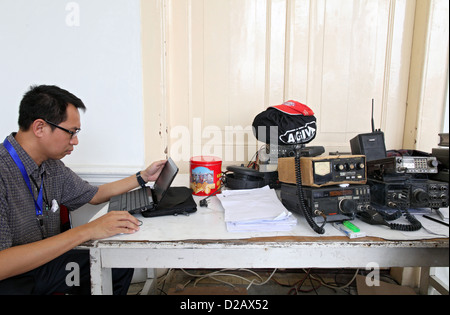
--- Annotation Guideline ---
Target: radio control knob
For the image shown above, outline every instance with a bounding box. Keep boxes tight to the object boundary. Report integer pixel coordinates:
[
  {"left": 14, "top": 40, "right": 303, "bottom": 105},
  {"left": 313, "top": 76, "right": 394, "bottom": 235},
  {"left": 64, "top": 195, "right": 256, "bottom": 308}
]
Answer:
[
  {"left": 413, "top": 189, "right": 429, "bottom": 203},
  {"left": 429, "top": 160, "right": 438, "bottom": 167},
  {"left": 335, "top": 164, "right": 345, "bottom": 171},
  {"left": 339, "top": 199, "right": 357, "bottom": 214},
  {"left": 356, "top": 163, "right": 365, "bottom": 170}
]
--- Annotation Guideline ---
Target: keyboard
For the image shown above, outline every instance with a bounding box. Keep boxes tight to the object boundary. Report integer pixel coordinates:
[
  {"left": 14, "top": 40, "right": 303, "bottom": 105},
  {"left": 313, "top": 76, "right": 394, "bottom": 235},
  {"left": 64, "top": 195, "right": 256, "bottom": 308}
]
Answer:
[
  {"left": 108, "top": 187, "right": 153, "bottom": 213},
  {"left": 124, "top": 188, "right": 151, "bottom": 210}
]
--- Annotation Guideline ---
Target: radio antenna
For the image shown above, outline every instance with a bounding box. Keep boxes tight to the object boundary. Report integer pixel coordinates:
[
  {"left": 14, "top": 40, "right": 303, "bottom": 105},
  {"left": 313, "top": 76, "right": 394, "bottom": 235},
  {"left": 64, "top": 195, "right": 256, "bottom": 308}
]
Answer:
[{"left": 371, "top": 99, "right": 375, "bottom": 133}]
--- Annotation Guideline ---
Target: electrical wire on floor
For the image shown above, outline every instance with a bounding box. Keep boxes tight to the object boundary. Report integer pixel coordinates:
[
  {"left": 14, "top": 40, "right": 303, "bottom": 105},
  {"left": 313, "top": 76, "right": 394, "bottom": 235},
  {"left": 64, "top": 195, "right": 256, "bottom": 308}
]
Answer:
[
  {"left": 288, "top": 269, "right": 321, "bottom": 295},
  {"left": 155, "top": 268, "right": 174, "bottom": 295},
  {"left": 154, "top": 268, "right": 361, "bottom": 295},
  {"left": 271, "top": 268, "right": 360, "bottom": 295},
  {"left": 305, "top": 268, "right": 359, "bottom": 292},
  {"left": 179, "top": 268, "right": 278, "bottom": 291}
]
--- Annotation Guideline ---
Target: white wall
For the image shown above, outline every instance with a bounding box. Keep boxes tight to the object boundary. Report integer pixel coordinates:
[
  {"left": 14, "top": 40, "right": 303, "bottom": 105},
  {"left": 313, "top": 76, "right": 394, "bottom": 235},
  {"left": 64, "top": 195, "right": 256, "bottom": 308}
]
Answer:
[
  {"left": 3, "top": 0, "right": 448, "bottom": 177},
  {"left": 161, "top": 0, "right": 417, "bottom": 173},
  {"left": 0, "top": 0, "right": 145, "bottom": 179}
]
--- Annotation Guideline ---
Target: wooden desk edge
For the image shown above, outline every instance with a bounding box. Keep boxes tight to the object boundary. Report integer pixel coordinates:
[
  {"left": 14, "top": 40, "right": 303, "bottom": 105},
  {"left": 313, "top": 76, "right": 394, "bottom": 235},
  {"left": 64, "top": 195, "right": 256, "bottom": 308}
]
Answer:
[{"left": 79, "top": 236, "right": 449, "bottom": 249}]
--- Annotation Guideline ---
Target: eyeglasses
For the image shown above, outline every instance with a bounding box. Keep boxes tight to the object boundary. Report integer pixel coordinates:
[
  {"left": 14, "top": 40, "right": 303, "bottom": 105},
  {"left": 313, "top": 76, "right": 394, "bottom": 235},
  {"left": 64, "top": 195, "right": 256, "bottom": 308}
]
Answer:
[{"left": 45, "top": 120, "right": 81, "bottom": 139}]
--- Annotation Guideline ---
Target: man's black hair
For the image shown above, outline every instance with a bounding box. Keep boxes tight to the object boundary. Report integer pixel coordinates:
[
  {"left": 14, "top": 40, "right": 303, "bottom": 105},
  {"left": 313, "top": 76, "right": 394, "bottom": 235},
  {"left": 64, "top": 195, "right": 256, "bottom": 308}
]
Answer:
[{"left": 18, "top": 85, "right": 86, "bottom": 131}]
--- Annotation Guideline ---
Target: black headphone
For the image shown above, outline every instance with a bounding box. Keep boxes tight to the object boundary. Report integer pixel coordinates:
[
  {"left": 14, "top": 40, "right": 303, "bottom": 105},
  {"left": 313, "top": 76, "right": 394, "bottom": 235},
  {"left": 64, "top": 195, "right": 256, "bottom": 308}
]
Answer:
[
  {"left": 199, "top": 166, "right": 279, "bottom": 207},
  {"left": 225, "top": 165, "right": 267, "bottom": 189}
]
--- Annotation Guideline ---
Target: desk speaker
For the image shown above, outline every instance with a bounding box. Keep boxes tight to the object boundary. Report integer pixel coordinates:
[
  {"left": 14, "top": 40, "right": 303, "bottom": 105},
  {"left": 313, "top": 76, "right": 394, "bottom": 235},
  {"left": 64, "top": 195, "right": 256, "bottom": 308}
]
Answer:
[{"left": 350, "top": 132, "right": 386, "bottom": 162}]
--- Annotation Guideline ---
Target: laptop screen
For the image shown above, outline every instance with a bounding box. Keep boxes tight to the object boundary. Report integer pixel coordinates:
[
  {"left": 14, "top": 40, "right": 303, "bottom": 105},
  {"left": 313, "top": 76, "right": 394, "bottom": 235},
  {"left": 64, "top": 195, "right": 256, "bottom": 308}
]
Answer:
[{"left": 153, "top": 157, "right": 179, "bottom": 204}]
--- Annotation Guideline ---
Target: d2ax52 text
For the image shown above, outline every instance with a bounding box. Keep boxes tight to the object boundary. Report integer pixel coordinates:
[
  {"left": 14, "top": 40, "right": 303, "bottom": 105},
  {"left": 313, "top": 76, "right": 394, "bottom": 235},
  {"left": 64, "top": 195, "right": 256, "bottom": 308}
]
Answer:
[
  {"left": 179, "top": 299, "right": 269, "bottom": 312},
  {"left": 225, "top": 299, "right": 269, "bottom": 310}
]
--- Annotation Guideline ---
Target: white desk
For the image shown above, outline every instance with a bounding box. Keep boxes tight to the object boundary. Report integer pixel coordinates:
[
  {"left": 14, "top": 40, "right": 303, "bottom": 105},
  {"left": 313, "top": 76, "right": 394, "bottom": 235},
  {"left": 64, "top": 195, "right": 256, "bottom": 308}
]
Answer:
[
  {"left": 84, "top": 186, "right": 449, "bottom": 295},
  {"left": 87, "top": 238, "right": 448, "bottom": 295}
]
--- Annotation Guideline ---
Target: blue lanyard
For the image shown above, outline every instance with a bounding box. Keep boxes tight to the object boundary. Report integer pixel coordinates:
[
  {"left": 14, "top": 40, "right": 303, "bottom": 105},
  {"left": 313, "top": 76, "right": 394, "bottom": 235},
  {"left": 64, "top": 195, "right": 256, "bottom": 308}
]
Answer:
[{"left": 3, "top": 138, "right": 44, "bottom": 220}]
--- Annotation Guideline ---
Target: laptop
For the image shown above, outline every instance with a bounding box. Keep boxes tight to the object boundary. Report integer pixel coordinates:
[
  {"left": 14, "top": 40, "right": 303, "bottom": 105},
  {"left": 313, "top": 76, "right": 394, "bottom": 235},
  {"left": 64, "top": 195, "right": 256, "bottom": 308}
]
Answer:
[{"left": 108, "top": 157, "right": 179, "bottom": 214}]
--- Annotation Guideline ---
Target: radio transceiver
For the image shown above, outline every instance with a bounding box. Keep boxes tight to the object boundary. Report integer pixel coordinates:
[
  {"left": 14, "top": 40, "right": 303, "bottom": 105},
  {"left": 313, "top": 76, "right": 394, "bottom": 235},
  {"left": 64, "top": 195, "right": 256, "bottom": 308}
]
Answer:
[
  {"left": 368, "top": 178, "right": 449, "bottom": 210},
  {"left": 278, "top": 155, "right": 366, "bottom": 187},
  {"left": 367, "top": 156, "right": 438, "bottom": 177},
  {"left": 281, "top": 184, "right": 371, "bottom": 222}
]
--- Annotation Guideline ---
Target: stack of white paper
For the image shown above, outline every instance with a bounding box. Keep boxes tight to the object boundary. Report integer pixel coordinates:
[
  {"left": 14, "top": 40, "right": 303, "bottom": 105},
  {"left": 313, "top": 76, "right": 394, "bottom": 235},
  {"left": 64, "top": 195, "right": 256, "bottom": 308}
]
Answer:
[{"left": 217, "top": 186, "right": 297, "bottom": 233}]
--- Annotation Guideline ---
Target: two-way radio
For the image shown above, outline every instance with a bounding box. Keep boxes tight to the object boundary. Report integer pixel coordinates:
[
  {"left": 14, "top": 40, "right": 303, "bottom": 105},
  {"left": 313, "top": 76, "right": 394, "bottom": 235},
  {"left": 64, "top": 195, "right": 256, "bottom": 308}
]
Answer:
[
  {"left": 281, "top": 184, "right": 371, "bottom": 223},
  {"left": 367, "top": 156, "right": 438, "bottom": 178},
  {"left": 278, "top": 155, "right": 367, "bottom": 187},
  {"left": 350, "top": 99, "right": 387, "bottom": 161}
]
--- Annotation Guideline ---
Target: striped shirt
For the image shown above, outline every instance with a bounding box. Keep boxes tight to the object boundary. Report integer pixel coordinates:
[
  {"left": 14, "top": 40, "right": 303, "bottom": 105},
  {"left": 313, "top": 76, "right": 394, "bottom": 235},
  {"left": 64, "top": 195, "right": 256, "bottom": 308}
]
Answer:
[{"left": 0, "top": 133, "right": 98, "bottom": 251}]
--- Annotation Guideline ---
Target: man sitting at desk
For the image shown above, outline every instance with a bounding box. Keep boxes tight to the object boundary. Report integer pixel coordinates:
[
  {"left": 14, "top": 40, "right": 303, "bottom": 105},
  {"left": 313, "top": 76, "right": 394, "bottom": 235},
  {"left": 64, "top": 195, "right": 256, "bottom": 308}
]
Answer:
[{"left": 0, "top": 85, "right": 166, "bottom": 295}]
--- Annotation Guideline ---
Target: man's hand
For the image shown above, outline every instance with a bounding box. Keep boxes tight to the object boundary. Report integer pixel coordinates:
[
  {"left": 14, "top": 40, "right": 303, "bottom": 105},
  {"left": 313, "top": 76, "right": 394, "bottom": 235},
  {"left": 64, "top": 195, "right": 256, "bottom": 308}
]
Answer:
[
  {"left": 85, "top": 211, "right": 141, "bottom": 240},
  {"left": 141, "top": 160, "right": 166, "bottom": 182},
  {"left": 0, "top": 211, "right": 141, "bottom": 281},
  {"left": 90, "top": 160, "right": 168, "bottom": 205}
]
